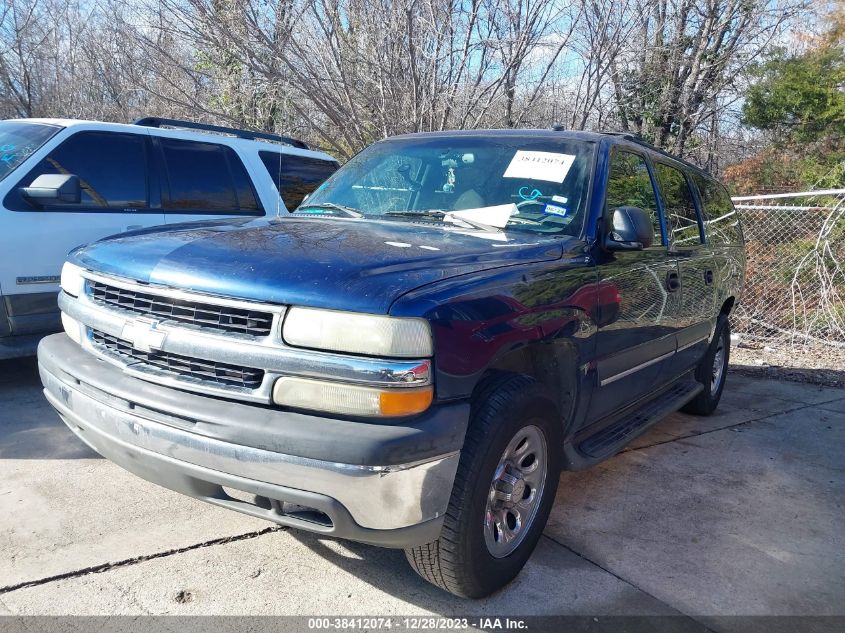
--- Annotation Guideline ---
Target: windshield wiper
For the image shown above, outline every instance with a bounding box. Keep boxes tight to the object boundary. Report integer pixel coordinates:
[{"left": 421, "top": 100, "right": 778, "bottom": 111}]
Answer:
[
  {"left": 384, "top": 210, "right": 446, "bottom": 220},
  {"left": 295, "top": 202, "right": 363, "bottom": 218},
  {"left": 383, "top": 210, "right": 501, "bottom": 232}
]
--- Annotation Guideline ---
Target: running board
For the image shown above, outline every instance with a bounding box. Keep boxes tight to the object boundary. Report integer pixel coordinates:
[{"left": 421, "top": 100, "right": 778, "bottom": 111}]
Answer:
[{"left": 578, "top": 379, "right": 704, "bottom": 460}]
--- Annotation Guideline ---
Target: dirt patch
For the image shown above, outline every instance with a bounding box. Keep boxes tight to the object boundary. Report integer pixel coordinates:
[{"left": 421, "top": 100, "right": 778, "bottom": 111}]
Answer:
[
  {"left": 730, "top": 339, "right": 845, "bottom": 388},
  {"left": 174, "top": 590, "right": 194, "bottom": 604}
]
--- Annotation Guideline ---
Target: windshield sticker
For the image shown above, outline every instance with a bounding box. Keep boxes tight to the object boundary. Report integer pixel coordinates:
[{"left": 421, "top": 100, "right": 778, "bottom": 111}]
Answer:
[
  {"left": 1, "top": 143, "right": 20, "bottom": 166},
  {"left": 503, "top": 151, "right": 576, "bottom": 183},
  {"left": 552, "top": 195, "right": 568, "bottom": 204},
  {"left": 543, "top": 204, "right": 568, "bottom": 217},
  {"left": 518, "top": 186, "right": 542, "bottom": 201}
]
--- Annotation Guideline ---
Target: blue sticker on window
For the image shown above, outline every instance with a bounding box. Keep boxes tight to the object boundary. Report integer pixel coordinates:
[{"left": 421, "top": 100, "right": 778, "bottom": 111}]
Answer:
[{"left": 543, "top": 204, "right": 568, "bottom": 217}]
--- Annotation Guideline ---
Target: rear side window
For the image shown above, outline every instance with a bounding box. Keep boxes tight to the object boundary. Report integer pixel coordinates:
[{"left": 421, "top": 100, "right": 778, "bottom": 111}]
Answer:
[
  {"left": 653, "top": 162, "right": 702, "bottom": 247},
  {"left": 160, "top": 139, "right": 261, "bottom": 214},
  {"left": 691, "top": 174, "right": 742, "bottom": 245},
  {"left": 260, "top": 152, "right": 338, "bottom": 211},
  {"left": 605, "top": 151, "right": 663, "bottom": 245},
  {"left": 8, "top": 131, "right": 148, "bottom": 211}
]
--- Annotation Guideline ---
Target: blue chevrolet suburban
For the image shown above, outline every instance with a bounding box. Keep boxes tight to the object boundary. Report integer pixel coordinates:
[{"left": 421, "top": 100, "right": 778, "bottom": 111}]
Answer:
[{"left": 38, "top": 129, "right": 744, "bottom": 598}]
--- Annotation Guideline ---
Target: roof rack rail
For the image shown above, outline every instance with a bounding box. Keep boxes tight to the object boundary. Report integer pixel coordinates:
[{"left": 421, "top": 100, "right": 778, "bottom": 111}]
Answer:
[{"left": 133, "top": 117, "right": 309, "bottom": 150}]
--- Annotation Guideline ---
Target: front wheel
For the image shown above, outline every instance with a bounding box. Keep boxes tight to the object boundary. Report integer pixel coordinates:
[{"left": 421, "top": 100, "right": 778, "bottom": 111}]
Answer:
[
  {"left": 682, "top": 314, "right": 730, "bottom": 416},
  {"left": 405, "top": 374, "right": 562, "bottom": 598}
]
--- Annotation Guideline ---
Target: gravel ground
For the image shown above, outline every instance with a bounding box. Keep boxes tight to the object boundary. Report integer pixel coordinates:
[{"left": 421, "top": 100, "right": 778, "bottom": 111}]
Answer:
[{"left": 730, "top": 335, "right": 845, "bottom": 388}]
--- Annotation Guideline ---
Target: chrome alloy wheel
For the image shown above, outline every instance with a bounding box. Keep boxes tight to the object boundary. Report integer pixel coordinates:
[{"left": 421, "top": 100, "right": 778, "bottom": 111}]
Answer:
[
  {"left": 484, "top": 424, "right": 548, "bottom": 558},
  {"left": 711, "top": 336, "right": 726, "bottom": 395}
]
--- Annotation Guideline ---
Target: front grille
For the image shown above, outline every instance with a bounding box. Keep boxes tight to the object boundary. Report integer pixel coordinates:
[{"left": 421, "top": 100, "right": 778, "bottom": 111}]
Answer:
[
  {"left": 89, "top": 280, "right": 274, "bottom": 337},
  {"left": 91, "top": 329, "right": 265, "bottom": 390}
]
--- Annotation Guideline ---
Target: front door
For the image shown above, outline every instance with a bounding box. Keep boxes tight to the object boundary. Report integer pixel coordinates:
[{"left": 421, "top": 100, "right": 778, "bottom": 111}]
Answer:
[
  {"left": 588, "top": 149, "right": 681, "bottom": 422},
  {"left": 0, "top": 129, "right": 165, "bottom": 335}
]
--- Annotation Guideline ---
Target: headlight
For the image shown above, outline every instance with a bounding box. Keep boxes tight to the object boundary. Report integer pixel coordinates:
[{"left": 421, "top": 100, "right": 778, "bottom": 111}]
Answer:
[
  {"left": 61, "top": 312, "right": 83, "bottom": 345},
  {"left": 60, "top": 262, "right": 85, "bottom": 297},
  {"left": 283, "top": 307, "right": 432, "bottom": 358},
  {"left": 272, "top": 377, "right": 433, "bottom": 417}
]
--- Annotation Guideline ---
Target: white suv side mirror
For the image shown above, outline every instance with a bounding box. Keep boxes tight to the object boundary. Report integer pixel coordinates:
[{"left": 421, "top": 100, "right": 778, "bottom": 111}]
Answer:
[{"left": 21, "top": 174, "right": 81, "bottom": 205}]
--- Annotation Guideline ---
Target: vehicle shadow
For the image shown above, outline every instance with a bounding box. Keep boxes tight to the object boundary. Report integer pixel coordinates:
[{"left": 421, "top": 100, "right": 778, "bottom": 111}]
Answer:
[
  {"left": 284, "top": 514, "right": 655, "bottom": 616},
  {"left": 0, "top": 356, "right": 99, "bottom": 459},
  {"left": 284, "top": 437, "right": 694, "bottom": 617}
]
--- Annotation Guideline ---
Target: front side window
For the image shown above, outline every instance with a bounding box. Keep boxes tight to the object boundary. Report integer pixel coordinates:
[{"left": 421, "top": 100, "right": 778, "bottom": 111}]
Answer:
[
  {"left": 605, "top": 151, "right": 663, "bottom": 244},
  {"left": 9, "top": 131, "right": 147, "bottom": 211},
  {"left": 300, "top": 135, "right": 595, "bottom": 237},
  {"left": 160, "top": 138, "right": 260, "bottom": 213},
  {"left": 260, "top": 152, "right": 338, "bottom": 211},
  {"left": 653, "top": 162, "right": 703, "bottom": 247},
  {"left": 691, "top": 173, "right": 742, "bottom": 245},
  {"left": 0, "top": 121, "right": 61, "bottom": 183}
]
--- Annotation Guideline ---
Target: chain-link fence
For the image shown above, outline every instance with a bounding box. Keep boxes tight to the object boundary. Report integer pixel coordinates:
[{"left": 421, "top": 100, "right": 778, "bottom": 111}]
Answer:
[{"left": 730, "top": 189, "right": 845, "bottom": 370}]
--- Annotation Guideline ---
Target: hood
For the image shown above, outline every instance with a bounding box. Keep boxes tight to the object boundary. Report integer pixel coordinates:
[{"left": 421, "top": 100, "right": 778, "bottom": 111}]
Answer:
[{"left": 70, "top": 217, "right": 566, "bottom": 314}]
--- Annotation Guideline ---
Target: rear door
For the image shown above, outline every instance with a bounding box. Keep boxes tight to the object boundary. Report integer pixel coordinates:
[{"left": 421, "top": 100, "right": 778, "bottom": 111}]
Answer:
[
  {"left": 0, "top": 129, "right": 165, "bottom": 335},
  {"left": 689, "top": 172, "right": 745, "bottom": 312},
  {"left": 157, "top": 137, "right": 265, "bottom": 224},
  {"left": 652, "top": 161, "right": 717, "bottom": 377},
  {"left": 587, "top": 147, "right": 681, "bottom": 421}
]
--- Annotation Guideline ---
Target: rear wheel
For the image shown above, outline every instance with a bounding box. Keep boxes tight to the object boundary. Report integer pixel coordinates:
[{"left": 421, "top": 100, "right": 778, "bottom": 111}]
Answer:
[
  {"left": 404, "top": 374, "right": 562, "bottom": 598},
  {"left": 682, "top": 314, "right": 730, "bottom": 416}
]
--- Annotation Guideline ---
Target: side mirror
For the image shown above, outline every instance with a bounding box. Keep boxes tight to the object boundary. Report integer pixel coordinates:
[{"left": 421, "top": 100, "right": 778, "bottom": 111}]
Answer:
[
  {"left": 21, "top": 174, "right": 81, "bottom": 205},
  {"left": 604, "top": 206, "right": 654, "bottom": 251}
]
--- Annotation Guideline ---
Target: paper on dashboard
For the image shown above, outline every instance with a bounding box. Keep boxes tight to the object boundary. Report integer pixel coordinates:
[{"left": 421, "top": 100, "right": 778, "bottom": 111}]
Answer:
[{"left": 445, "top": 203, "right": 517, "bottom": 229}]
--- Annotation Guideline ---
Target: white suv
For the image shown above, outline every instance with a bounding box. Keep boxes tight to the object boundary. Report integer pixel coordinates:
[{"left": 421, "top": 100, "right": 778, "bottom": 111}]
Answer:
[{"left": 0, "top": 117, "right": 338, "bottom": 359}]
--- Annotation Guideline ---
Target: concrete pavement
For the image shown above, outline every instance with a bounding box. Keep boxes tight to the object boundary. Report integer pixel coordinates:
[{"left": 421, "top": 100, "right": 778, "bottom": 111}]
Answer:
[{"left": 1, "top": 357, "right": 843, "bottom": 624}]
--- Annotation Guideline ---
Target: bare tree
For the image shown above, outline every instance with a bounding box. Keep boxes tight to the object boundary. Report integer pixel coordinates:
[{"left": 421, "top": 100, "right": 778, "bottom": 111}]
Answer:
[
  {"left": 132, "top": 0, "right": 581, "bottom": 157},
  {"left": 608, "top": 0, "right": 802, "bottom": 155},
  {"left": 0, "top": 0, "right": 808, "bottom": 170}
]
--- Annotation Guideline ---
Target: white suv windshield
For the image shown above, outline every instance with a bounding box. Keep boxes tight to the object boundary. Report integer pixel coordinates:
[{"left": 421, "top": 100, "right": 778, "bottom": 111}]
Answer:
[
  {"left": 0, "top": 121, "right": 61, "bottom": 183},
  {"left": 298, "top": 135, "right": 595, "bottom": 236}
]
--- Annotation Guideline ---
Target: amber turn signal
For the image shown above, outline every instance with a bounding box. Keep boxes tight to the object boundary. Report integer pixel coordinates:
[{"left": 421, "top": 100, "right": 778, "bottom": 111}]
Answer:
[{"left": 379, "top": 387, "right": 434, "bottom": 417}]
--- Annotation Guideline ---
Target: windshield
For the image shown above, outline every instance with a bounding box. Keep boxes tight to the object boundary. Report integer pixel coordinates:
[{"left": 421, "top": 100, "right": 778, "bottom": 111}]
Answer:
[
  {"left": 298, "top": 135, "right": 595, "bottom": 237},
  {"left": 0, "top": 121, "right": 61, "bottom": 183}
]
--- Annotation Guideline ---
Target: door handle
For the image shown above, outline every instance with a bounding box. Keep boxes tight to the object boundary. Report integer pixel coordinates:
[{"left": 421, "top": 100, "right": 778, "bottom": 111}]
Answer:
[
  {"left": 704, "top": 269, "right": 714, "bottom": 286},
  {"left": 666, "top": 271, "right": 681, "bottom": 292}
]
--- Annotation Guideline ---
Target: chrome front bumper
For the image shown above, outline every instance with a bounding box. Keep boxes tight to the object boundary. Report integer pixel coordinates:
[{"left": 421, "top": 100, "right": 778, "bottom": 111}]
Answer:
[{"left": 39, "top": 335, "right": 462, "bottom": 547}]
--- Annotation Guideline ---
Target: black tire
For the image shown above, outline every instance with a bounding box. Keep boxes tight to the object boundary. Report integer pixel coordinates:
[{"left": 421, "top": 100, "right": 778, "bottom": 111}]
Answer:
[
  {"left": 404, "top": 373, "right": 563, "bottom": 598},
  {"left": 682, "top": 314, "right": 730, "bottom": 416}
]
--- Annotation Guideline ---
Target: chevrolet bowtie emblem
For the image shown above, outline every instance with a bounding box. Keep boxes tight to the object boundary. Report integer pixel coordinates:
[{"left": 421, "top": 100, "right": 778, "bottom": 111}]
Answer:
[{"left": 122, "top": 317, "right": 167, "bottom": 353}]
